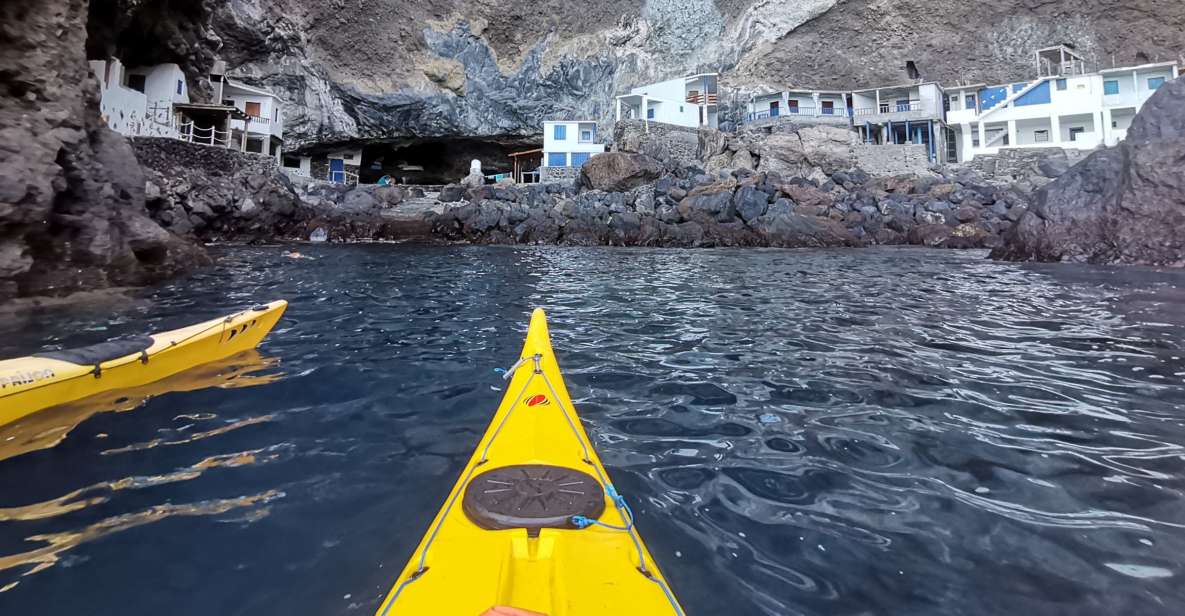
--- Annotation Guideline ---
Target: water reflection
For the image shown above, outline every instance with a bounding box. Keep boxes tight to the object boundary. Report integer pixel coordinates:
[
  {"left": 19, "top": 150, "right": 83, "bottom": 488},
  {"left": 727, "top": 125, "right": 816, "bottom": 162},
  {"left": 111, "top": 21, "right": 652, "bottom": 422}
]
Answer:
[{"left": 0, "top": 246, "right": 1183, "bottom": 616}]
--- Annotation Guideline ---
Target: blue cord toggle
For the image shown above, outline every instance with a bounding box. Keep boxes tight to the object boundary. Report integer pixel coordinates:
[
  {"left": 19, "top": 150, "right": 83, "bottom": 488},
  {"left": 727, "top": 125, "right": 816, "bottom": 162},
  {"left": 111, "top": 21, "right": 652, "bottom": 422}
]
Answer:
[
  {"left": 570, "top": 484, "right": 635, "bottom": 531},
  {"left": 494, "top": 367, "right": 507, "bottom": 376}
]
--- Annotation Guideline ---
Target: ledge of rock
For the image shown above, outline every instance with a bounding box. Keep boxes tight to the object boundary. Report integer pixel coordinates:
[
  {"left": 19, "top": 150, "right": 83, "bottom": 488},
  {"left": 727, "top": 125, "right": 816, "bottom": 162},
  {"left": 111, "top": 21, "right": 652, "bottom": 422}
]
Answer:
[{"left": 990, "top": 76, "right": 1185, "bottom": 266}]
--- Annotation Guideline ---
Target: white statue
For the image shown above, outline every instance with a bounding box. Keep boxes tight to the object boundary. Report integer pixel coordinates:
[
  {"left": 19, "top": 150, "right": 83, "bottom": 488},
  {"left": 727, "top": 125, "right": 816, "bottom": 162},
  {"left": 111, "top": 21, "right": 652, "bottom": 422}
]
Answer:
[{"left": 461, "top": 158, "right": 485, "bottom": 188}]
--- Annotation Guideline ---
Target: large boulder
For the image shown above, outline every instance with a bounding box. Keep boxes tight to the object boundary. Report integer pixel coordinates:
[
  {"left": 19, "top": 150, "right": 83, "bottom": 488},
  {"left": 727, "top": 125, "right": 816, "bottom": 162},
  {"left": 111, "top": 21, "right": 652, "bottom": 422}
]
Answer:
[
  {"left": 578, "top": 152, "right": 663, "bottom": 192},
  {"left": 755, "top": 125, "right": 858, "bottom": 181},
  {"left": 991, "top": 75, "right": 1185, "bottom": 266}
]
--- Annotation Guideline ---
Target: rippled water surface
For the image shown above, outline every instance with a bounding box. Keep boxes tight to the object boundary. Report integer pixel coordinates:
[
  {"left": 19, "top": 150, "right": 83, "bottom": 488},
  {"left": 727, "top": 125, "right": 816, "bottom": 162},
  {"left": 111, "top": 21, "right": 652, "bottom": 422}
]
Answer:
[{"left": 3, "top": 246, "right": 1185, "bottom": 616}]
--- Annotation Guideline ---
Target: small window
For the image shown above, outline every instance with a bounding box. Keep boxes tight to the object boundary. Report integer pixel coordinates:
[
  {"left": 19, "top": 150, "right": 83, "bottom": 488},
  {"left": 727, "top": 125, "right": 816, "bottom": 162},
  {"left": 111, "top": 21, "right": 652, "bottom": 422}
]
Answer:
[
  {"left": 571, "top": 152, "right": 591, "bottom": 166},
  {"left": 965, "top": 95, "right": 976, "bottom": 110},
  {"left": 1103, "top": 80, "right": 1120, "bottom": 95},
  {"left": 274, "top": 107, "right": 279, "bottom": 121},
  {"left": 127, "top": 74, "right": 146, "bottom": 93},
  {"left": 646, "top": 108, "right": 655, "bottom": 119},
  {"left": 547, "top": 152, "right": 567, "bottom": 167},
  {"left": 283, "top": 157, "right": 301, "bottom": 168},
  {"left": 1056, "top": 79, "right": 1067, "bottom": 91},
  {"left": 972, "top": 135, "right": 980, "bottom": 147},
  {"left": 1034, "top": 129, "right": 1049, "bottom": 143},
  {"left": 245, "top": 101, "right": 262, "bottom": 117},
  {"left": 1069, "top": 127, "right": 1085, "bottom": 142},
  {"left": 1148, "top": 77, "right": 1166, "bottom": 90},
  {"left": 579, "top": 129, "right": 593, "bottom": 142},
  {"left": 1112, "top": 121, "right": 1118, "bottom": 128},
  {"left": 553, "top": 124, "right": 566, "bottom": 140},
  {"left": 679, "top": 106, "right": 684, "bottom": 113},
  {"left": 176, "top": 80, "right": 183, "bottom": 95},
  {"left": 343, "top": 153, "right": 354, "bottom": 161}
]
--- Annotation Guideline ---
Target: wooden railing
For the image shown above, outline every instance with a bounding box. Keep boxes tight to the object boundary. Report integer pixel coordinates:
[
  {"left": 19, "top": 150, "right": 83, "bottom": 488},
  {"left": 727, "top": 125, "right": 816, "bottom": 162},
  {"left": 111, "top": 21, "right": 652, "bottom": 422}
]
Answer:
[{"left": 686, "top": 92, "right": 718, "bottom": 105}]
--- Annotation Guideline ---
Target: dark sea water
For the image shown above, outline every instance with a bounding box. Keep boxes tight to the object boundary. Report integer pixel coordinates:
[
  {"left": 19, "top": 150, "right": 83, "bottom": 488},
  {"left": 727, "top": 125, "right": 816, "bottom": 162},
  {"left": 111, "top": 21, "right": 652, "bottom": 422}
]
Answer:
[{"left": 2, "top": 245, "right": 1185, "bottom": 616}]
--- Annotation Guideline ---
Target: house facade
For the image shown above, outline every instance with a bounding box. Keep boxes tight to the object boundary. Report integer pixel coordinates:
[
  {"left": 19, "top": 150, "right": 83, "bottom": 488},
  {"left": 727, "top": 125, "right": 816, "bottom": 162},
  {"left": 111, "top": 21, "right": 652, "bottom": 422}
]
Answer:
[
  {"left": 851, "top": 82, "right": 949, "bottom": 162},
  {"left": 539, "top": 120, "right": 606, "bottom": 182},
  {"left": 746, "top": 88, "right": 849, "bottom": 125},
  {"left": 221, "top": 80, "right": 285, "bottom": 160},
  {"left": 615, "top": 74, "right": 719, "bottom": 129},
  {"left": 89, "top": 57, "right": 286, "bottom": 161},
  {"left": 946, "top": 46, "right": 1179, "bottom": 161},
  {"left": 89, "top": 58, "right": 189, "bottom": 138}
]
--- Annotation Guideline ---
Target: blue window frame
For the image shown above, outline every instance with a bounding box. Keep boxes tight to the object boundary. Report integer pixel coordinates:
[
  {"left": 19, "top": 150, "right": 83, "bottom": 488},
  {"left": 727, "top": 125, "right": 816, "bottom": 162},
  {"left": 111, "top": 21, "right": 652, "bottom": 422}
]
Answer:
[
  {"left": 646, "top": 108, "right": 655, "bottom": 119},
  {"left": 177, "top": 80, "right": 183, "bottom": 95},
  {"left": 570, "top": 152, "right": 591, "bottom": 167},
  {"left": 1104, "top": 80, "right": 1120, "bottom": 95},
  {"left": 547, "top": 152, "right": 566, "bottom": 167},
  {"left": 553, "top": 124, "right": 566, "bottom": 140},
  {"left": 1056, "top": 79, "right": 1067, "bottom": 91},
  {"left": 1148, "top": 77, "right": 1166, "bottom": 90},
  {"left": 966, "top": 95, "right": 976, "bottom": 110}
]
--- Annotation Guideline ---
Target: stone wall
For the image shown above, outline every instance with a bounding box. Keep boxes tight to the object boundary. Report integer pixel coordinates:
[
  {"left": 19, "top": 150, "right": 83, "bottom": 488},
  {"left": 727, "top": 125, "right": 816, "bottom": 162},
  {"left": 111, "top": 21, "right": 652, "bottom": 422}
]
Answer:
[
  {"left": 612, "top": 120, "right": 703, "bottom": 167},
  {"left": 540, "top": 166, "right": 580, "bottom": 184},
  {"left": 853, "top": 144, "right": 933, "bottom": 177},
  {"left": 959, "top": 147, "right": 1086, "bottom": 187},
  {"left": 132, "top": 137, "right": 278, "bottom": 177}
]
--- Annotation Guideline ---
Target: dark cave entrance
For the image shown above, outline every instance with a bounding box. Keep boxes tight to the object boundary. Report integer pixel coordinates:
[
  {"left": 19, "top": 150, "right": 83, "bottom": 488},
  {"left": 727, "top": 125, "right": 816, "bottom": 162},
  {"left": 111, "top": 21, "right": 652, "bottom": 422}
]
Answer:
[{"left": 359, "top": 138, "right": 538, "bottom": 185}]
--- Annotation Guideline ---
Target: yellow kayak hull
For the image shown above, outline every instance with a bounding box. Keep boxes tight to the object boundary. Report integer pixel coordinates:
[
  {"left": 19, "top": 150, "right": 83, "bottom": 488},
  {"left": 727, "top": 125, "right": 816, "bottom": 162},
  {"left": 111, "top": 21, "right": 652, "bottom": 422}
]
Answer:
[
  {"left": 0, "top": 300, "right": 287, "bottom": 428},
  {"left": 375, "top": 308, "right": 683, "bottom": 616}
]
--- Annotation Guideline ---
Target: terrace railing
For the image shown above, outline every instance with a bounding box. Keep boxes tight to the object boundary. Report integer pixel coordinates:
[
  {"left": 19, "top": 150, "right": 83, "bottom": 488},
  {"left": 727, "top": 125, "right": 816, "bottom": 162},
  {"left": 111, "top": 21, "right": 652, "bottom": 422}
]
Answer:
[
  {"left": 686, "top": 92, "right": 719, "bottom": 105},
  {"left": 746, "top": 106, "right": 850, "bottom": 123},
  {"left": 852, "top": 100, "right": 927, "bottom": 117}
]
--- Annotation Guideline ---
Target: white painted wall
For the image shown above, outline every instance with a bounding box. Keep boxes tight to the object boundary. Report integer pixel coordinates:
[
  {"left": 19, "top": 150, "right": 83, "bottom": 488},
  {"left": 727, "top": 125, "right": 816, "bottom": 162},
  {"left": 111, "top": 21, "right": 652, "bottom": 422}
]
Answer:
[
  {"left": 226, "top": 85, "right": 283, "bottom": 139},
  {"left": 89, "top": 59, "right": 179, "bottom": 138},
  {"left": 542, "top": 121, "right": 605, "bottom": 167},
  {"left": 282, "top": 155, "right": 312, "bottom": 177},
  {"left": 629, "top": 77, "right": 685, "bottom": 102}
]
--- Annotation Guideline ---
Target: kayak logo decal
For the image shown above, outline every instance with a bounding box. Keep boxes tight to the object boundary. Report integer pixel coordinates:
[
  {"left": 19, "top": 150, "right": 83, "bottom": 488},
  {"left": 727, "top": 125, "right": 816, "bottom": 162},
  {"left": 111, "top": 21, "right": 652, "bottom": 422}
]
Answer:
[{"left": 524, "top": 394, "right": 549, "bottom": 407}]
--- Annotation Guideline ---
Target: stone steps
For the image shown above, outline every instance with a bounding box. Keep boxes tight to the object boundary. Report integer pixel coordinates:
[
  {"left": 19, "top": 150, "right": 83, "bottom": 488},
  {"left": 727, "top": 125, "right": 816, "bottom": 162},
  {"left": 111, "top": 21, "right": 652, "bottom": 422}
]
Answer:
[{"left": 383, "top": 193, "right": 443, "bottom": 219}]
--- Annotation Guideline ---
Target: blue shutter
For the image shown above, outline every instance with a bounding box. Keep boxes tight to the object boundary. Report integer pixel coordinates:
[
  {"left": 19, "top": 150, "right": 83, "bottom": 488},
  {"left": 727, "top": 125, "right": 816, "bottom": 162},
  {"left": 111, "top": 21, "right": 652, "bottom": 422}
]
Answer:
[
  {"left": 1056, "top": 79, "right": 1067, "bottom": 91},
  {"left": 1148, "top": 77, "right": 1166, "bottom": 90},
  {"left": 1104, "top": 80, "right": 1119, "bottom": 95},
  {"left": 177, "top": 80, "right": 183, "bottom": 95},
  {"left": 570, "top": 152, "right": 590, "bottom": 166},
  {"left": 553, "top": 124, "right": 566, "bottom": 140},
  {"left": 965, "top": 95, "right": 976, "bottom": 110},
  {"left": 646, "top": 108, "right": 654, "bottom": 119},
  {"left": 547, "top": 152, "right": 567, "bottom": 167}
]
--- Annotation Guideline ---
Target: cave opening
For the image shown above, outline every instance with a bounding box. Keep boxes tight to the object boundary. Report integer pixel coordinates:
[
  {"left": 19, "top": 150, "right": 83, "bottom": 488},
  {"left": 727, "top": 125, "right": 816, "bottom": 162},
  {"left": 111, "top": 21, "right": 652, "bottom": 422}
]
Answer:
[{"left": 358, "top": 137, "right": 539, "bottom": 185}]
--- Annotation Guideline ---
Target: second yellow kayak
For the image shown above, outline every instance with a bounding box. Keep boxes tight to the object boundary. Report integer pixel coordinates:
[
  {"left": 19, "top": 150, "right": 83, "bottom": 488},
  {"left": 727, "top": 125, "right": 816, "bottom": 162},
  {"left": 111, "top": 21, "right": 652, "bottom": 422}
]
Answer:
[
  {"left": 0, "top": 300, "right": 287, "bottom": 427},
  {"left": 375, "top": 309, "right": 684, "bottom": 616}
]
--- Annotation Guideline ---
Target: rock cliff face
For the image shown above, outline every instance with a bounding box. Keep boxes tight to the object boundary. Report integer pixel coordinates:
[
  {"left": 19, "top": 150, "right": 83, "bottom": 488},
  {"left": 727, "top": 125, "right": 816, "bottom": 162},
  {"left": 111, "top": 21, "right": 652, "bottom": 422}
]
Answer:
[
  {"left": 990, "top": 76, "right": 1185, "bottom": 266},
  {"left": 0, "top": 1, "right": 209, "bottom": 302},
  {"left": 212, "top": 0, "right": 1185, "bottom": 150}
]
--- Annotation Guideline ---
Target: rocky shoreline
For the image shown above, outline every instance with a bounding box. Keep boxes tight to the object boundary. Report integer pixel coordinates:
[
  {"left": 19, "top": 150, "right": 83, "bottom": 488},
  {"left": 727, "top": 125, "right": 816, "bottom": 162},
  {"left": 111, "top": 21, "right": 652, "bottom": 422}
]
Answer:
[{"left": 130, "top": 130, "right": 1047, "bottom": 252}]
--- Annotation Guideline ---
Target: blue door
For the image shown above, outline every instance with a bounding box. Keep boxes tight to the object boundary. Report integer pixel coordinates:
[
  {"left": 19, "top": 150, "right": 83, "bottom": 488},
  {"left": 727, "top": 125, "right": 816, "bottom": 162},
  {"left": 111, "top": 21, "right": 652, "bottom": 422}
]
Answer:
[{"left": 330, "top": 158, "right": 345, "bottom": 183}]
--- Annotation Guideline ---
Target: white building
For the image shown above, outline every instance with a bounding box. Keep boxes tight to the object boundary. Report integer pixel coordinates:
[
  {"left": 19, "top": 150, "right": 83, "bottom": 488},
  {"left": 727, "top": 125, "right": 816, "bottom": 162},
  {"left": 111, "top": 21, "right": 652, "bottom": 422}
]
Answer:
[
  {"left": 220, "top": 80, "right": 285, "bottom": 160},
  {"left": 746, "top": 88, "right": 849, "bottom": 125},
  {"left": 89, "top": 57, "right": 286, "bottom": 160},
  {"left": 947, "top": 46, "right": 1179, "bottom": 161},
  {"left": 851, "top": 82, "right": 949, "bottom": 162},
  {"left": 533, "top": 121, "right": 607, "bottom": 183},
  {"left": 542, "top": 121, "right": 605, "bottom": 168},
  {"left": 89, "top": 58, "right": 189, "bottom": 138},
  {"left": 615, "top": 73, "right": 719, "bottom": 129}
]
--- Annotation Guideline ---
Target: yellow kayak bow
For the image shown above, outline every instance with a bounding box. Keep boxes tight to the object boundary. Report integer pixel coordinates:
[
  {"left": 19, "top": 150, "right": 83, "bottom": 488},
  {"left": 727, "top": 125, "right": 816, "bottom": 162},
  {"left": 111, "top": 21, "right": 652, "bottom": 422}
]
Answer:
[
  {"left": 0, "top": 300, "right": 287, "bottom": 428},
  {"left": 376, "top": 308, "right": 683, "bottom": 616}
]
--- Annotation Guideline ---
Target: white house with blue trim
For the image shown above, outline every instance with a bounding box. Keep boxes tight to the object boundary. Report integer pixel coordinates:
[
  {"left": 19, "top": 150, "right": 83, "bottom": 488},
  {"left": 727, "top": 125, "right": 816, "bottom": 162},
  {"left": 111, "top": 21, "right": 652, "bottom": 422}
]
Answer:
[
  {"left": 746, "top": 88, "right": 849, "bottom": 125},
  {"left": 541, "top": 120, "right": 605, "bottom": 174},
  {"left": 946, "top": 46, "right": 1179, "bottom": 161}
]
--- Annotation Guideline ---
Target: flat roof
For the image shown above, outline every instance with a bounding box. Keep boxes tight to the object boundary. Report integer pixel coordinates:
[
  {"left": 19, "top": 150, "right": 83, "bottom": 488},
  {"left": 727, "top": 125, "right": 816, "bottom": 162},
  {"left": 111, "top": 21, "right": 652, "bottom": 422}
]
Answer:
[
  {"left": 849, "top": 81, "right": 942, "bottom": 93},
  {"left": 173, "top": 102, "right": 250, "bottom": 120},
  {"left": 1099, "top": 61, "right": 1179, "bottom": 73},
  {"left": 542, "top": 120, "right": 596, "bottom": 124},
  {"left": 225, "top": 79, "right": 278, "bottom": 98}
]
